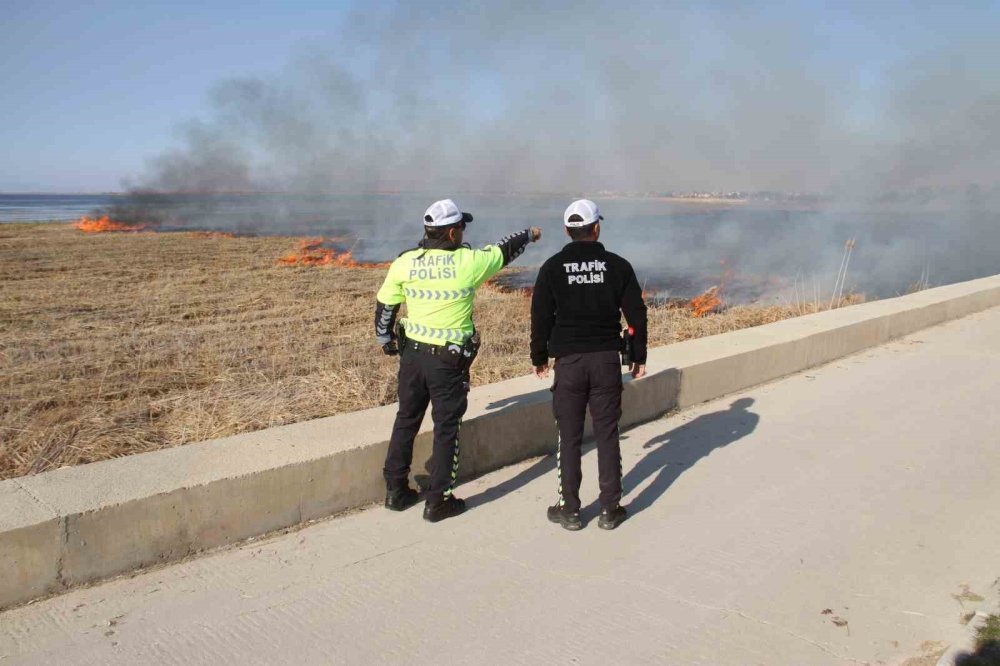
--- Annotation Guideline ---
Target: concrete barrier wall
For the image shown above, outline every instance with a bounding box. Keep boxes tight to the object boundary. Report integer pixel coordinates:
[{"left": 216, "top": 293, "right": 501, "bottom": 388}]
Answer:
[{"left": 3, "top": 273, "right": 999, "bottom": 609}]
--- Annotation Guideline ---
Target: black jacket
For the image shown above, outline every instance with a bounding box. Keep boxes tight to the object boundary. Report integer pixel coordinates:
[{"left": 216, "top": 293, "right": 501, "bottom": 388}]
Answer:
[{"left": 530, "top": 241, "right": 647, "bottom": 366}]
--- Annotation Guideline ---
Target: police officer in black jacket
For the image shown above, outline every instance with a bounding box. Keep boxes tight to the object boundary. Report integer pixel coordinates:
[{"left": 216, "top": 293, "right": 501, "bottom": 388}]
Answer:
[{"left": 530, "top": 199, "right": 647, "bottom": 531}]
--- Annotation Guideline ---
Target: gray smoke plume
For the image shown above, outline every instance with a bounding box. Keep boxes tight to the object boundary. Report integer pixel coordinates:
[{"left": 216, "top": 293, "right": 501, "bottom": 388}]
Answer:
[
  {"left": 130, "top": 2, "right": 1000, "bottom": 195},
  {"left": 114, "top": 1, "right": 1000, "bottom": 299}
]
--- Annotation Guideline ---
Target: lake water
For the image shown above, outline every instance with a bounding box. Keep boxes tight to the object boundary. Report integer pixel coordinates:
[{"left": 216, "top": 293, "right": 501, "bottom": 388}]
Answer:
[{"left": 0, "top": 194, "right": 119, "bottom": 222}]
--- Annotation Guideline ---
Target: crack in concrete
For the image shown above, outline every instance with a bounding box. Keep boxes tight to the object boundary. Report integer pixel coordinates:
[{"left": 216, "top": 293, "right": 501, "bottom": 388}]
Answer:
[
  {"left": 48, "top": 504, "right": 69, "bottom": 589},
  {"left": 12, "top": 479, "right": 70, "bottom": 590},
  {"left": 340, "top": 540, "right": 423, "bottom": 569},
  {"left": 10, "top": 479, "right": 58, "bottom": 515},
  {"left": 473, "top": 547, "right": 869, "bottom": 665},
  {"left": 55, "top": 518, "right": 69, "bottom": 589}
]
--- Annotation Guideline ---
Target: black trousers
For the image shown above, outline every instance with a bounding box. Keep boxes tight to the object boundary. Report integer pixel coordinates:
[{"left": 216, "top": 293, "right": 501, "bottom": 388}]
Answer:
[
  {"left": 552, "top": 350, "right": 623, "bottom": 512},
  {"left": 383, "top": 349, "right": 469, "bottom": 504}
]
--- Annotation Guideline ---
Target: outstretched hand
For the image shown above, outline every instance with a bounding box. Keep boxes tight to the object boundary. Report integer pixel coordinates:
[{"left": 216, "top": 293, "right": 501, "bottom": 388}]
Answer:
[
  {"left": 534, "top": 363, "right": 549, "bottom": 379},
  {"left": 530, "top": 227, "right": 542, "bottom": 242}
]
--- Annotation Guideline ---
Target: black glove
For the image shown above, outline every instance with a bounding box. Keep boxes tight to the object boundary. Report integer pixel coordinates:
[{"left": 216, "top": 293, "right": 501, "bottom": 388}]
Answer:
[{"left": 382, "top": 340, "right": 399, "bottom": 356}]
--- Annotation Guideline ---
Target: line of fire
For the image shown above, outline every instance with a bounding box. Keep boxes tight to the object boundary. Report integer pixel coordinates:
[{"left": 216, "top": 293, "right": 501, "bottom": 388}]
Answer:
[{"left": 71, "top": 214, "right": 732, "bottom": 316}]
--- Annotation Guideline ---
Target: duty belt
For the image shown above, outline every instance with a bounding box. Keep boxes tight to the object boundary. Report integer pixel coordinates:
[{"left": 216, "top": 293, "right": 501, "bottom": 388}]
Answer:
[
  {"left": 403, "top": 339, "right": 452, "bottom": 355},
  {"left": 397, "top": 321, "right": 482, "bottom": 370}
]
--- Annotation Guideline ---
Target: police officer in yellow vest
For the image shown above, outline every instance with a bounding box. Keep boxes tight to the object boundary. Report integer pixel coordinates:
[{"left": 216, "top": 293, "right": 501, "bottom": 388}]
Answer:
[{"left": 375, "top": 199, "right": 541, "bottom": 522}]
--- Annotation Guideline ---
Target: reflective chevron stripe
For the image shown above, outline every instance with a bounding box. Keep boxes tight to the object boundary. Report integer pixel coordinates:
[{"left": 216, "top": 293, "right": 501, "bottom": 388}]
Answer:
[
  {"left": 556, "top": 423, "right": 565, "bottom": 507},
  {"left": 443, "top": 419, "right": 462, "bottom": 498},
  {"left": 401, "top": 319, "right": 469, "bottom": 342},
  {"left": 404, "top": 287, "right": 474, "bottom": 301}
]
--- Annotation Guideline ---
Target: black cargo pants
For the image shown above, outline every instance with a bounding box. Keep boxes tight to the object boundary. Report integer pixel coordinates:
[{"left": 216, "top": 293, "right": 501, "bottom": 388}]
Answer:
[
  {"left": 552, "top": 350, "right": 624, "bottom": 512},
  {"left": 383, "top": 348, "right": 469, "bottom": 504}
]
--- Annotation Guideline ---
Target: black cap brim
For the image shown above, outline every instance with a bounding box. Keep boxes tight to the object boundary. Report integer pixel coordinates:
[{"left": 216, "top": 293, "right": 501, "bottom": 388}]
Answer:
[{"left": 461, "top": 212, "right": 474, "bottom": 224}]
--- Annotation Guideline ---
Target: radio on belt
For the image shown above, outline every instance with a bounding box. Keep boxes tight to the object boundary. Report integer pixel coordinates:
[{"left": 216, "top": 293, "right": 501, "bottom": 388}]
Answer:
[{"left": 620, "top": 326, "right": 635, "bottom": 367}]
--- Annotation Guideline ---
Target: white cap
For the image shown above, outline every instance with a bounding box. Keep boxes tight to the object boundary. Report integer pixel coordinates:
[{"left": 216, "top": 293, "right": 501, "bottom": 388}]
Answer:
[
  {"left": 563, "top": 199, "right": 603, "bottom": 227},
  {"left": 423, "top": 199, "right": 473, "bottom": 227}
]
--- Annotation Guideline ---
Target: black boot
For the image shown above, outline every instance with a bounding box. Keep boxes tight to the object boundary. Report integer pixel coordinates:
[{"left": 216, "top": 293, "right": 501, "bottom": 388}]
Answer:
[
  {"left": 423, "top": 496, "right": 466, "bottom": 523},
  {"left": 598, "top": 505, "right": 627, "bottom": 530},
  {"left": 547, "top": 504, "right": 583, "bottom": 531},
  {"left": 385, "top": 485, "right": 420, "bottom": 511}
]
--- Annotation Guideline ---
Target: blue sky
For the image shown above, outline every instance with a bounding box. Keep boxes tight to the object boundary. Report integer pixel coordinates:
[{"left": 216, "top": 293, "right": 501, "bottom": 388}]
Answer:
[
  {"left": 2, "top": 1, "right": 998, "bottom": 193},
  {"left": 2, "top": 1, "right": 354, "bottom": 191}
]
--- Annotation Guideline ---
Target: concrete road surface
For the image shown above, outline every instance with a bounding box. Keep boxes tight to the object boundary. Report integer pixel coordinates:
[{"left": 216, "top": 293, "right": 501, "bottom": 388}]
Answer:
[{"left": 3, "top": 307, "right": 1000, "bottom": 666}]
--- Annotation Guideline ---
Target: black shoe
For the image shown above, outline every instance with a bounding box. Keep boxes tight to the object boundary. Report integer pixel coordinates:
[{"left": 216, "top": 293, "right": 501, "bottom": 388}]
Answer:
[
  {"left": 547, "top": 504, "right": 583, "bottom": 531},
  {"left": 423, "top": 496, "right": 466, "bottom": 523},
  {"left": 598, "top": 505, "right": 628, "bottom": 530},
  {"left": 385, "top": 486, "right": 420, "bottom": 511}
]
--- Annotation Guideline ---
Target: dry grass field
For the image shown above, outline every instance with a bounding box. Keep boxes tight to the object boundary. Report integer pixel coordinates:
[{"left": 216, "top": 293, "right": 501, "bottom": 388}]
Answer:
[{"left": 1, "top": 223, "right": 831, "bottom": 480}]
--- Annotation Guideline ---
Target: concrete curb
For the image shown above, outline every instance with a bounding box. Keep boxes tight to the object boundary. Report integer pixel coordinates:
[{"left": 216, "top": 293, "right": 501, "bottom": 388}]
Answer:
[{"left": 3, "top": 274, "right": 1000, "bottom": 610}]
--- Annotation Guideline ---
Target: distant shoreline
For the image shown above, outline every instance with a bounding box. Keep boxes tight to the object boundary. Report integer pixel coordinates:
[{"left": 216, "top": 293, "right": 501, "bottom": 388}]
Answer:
[
  {"left": 0, "top": 218, "right": 77, "bottom": 224},
  {"left": 606, "top": 195, "right": 748, "bottom": 205}
]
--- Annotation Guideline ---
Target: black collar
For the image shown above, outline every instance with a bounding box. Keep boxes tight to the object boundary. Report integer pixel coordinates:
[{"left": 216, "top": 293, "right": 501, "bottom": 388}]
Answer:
[
  {"left": 563, "top": 240, "right": 605, "bottom": 251},
  {"left": 399, "top": 236, "right": 468, "bottom": 257}
]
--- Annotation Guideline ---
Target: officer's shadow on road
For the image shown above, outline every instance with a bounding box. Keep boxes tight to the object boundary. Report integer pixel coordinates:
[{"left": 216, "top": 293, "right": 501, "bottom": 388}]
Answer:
[
  {"left": 464, "top": 455, "right": 555, "bottom": 509},
  {"left": 465, "top": 397, "right": 759, "bottom": 515},
  {"left": 584, "top": 397, "right": 760, "bottom": 520}
]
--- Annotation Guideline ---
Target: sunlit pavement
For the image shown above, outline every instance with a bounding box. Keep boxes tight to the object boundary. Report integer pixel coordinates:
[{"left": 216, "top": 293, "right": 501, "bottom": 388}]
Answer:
[{"left": 3, "top": 308, "right": 1000, "bottom": 665}]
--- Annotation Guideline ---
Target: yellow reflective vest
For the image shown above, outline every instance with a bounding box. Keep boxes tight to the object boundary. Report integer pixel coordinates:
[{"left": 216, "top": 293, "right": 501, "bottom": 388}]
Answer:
[{"left": 376, "top": 245, "right": 505, "bottom": 345}]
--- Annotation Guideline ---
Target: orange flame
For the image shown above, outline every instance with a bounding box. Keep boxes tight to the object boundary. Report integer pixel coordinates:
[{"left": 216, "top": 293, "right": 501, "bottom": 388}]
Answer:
[
  {"left": 689, "top": 286, "right": 722, "bottom": 317},
  {"left": 73, "top": 215, "right": 147, "bottom": 233},
  {"left": 689, "top": 259, "right": 732, "bottom": 317},
  {"left": 277, "top": 238, "right": 389, "bottom": 268}
]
